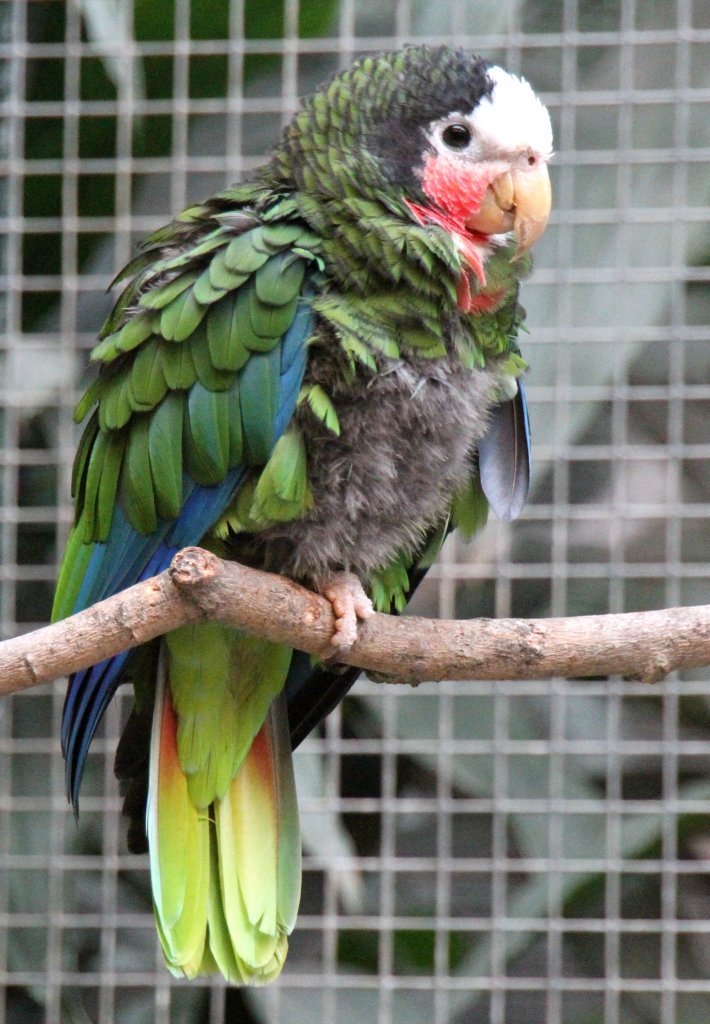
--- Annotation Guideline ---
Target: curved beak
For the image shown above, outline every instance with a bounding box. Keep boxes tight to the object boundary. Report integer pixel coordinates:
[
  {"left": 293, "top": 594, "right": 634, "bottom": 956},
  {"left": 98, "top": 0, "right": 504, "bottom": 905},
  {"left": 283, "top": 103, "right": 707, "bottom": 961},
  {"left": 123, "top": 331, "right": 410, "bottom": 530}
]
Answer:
[{"left": 465, "top": 161, "right": 552, "bottom": 259}]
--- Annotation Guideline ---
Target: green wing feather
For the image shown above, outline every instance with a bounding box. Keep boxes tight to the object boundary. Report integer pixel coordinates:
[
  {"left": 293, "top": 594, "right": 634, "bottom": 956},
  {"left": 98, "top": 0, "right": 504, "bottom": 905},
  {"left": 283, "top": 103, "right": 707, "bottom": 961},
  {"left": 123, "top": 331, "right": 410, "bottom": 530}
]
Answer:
[{"left": 72, "top": 198, "right": 321, "bottom": 548}]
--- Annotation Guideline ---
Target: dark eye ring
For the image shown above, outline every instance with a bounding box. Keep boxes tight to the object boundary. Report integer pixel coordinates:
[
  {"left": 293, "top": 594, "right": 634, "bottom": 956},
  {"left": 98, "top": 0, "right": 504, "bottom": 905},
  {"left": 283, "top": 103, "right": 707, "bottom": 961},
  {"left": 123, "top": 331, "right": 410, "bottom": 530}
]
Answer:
[{"left": 442, "top": 123, "right": 472, "bottom": 149}]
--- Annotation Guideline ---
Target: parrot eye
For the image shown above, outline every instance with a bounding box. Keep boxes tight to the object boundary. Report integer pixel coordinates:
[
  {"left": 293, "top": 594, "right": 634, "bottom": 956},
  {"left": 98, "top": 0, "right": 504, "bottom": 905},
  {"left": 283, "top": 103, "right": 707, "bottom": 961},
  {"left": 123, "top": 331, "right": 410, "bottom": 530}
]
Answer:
[{"left": 441, "top": 123, "right": 472, "bottom": 149}]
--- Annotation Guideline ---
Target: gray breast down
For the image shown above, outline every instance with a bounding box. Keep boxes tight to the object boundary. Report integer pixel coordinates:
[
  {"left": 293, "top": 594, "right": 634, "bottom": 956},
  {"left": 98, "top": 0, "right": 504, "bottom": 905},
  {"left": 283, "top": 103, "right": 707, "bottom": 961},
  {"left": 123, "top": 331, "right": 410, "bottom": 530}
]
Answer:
[{"left": 230, "top": 347, "right": 506, "bottom": 588}]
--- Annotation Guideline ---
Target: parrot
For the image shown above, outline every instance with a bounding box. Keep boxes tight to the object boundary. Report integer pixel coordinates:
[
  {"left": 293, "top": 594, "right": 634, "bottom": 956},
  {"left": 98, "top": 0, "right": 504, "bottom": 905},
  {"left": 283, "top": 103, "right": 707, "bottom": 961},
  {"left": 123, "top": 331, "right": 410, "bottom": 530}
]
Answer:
[{"left": 52, "top": 45, "right": 552, "bottom": 984}]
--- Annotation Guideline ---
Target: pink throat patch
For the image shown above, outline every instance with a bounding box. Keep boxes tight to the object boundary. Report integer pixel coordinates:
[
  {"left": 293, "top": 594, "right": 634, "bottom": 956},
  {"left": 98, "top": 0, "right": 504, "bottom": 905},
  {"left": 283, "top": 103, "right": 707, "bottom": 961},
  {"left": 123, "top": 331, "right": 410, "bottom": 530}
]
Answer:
[{"left": 405, "top": 153, "right": 503, "bottom": 312}]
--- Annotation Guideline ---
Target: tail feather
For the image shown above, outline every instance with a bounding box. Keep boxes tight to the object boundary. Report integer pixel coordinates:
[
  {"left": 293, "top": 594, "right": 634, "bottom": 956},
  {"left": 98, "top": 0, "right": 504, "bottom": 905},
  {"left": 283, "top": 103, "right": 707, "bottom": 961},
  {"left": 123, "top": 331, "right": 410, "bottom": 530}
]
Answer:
[
  {"left": 213, "top": 696, "right": 300, "bottom": 976},
  {"left": 147, "top": 657, "right": 210, "bottom": 976},
  {"left": 147, "top": 647, "right": 300, "bottom": 983}
]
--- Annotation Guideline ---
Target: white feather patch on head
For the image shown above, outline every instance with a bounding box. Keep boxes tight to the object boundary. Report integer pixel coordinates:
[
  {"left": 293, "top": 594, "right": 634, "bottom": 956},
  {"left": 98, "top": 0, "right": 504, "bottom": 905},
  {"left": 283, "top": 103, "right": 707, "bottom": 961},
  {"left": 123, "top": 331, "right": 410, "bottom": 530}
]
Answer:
[{"left": 471, "top": 66, "right": 553, "bottom": 158}]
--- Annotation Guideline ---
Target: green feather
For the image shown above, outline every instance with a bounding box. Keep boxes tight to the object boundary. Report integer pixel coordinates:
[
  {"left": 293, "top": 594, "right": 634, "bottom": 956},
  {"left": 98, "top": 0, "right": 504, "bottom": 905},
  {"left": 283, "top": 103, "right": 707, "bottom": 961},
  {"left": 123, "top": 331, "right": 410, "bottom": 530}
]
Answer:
[
  {"left": 251, "top": 428, "right": 313, "bottom": 523},
  {"left": 99, "top": 371, "right": 134, "bottom": 431},
  {"left": 225, "top": 375, "right": 243, "bottom": 466},
  {"left": 239, "top": 347, "right": 279, "bottom": 464},
  {"left": 451, "top": 473, "right": 489, "bottom": 540},
  {"left": 249, "top": 288, "right": 299, "bottom": 342},
  {"left": 140, "top": 270, "right": 199, "bottom": 311},
  {"left": 51, "top": 524, "right": 95, "bottom": 623},
  {"left": 260, "top": 222, "right": 306, "bottom": 248},
  {"left": 209, "top": 475, "right": 262, "bottom": 539},
  {"left": 148, "top": 672, "right": 210, "bottom": 978},
  {"left": 161, "top": 339, "right": 197, "bottom": 391},
  {"left": 260, "top": 196, "right": 298, "bottom": 222},
  {"left": 254, "top": 253, "right": 306, "bottom": 307},
  {"left": 183, "top": 382, "right": 229, "bottom": 485},
  {"left": 193, "top": 266, "right": 228, "bottom": 305},
  {"left": 148, "top": 394, "right": 184, "bottom": 520},
  {"left": 130, "top": 336, "right": 168, "bottom": 408},
  {"left": 108, "top": 248, "right": 159, "bottom": 291},
  {"left": 369, "top": 555, "right": 412, "bottom": 613},
  {"left": 80, "top": 428, "right": 111, "bottom": 543},
  {"left": 71, "top": 412, "right": 99, "bottom": 502},
  {"left": 298, "top": 384, "right": 340, "bottom": 435},
  {"left": 206, "top": 294, "right": 250, "bottom": 372},
  {"left": 95, "top": 431, "right": 126, "bottom": 542},
  {"left": 92, "top": 312, "right": 155, "bottom": 363},
  {"left": 223, "top": 232, "right": 270, "bottom": 274},
  {"left": 160, "top": 285, "right": 207, "bottom": 343},
  {"left": 100, "top": 277, "right": 145, "bottom": 337},
  {"left": 190, "top": 322, "right": 237, "bottom": 391},
  {"left": 122, "top": 415, "right": 158, "bottom": 534},
  {"left": 210, "top": 701, "right": 298, "bottom": 981},
  {"left": 74, "top": 377, "right": 105, "bottom": 424},
  {"left": 156, "top": 231, "right": 227, "bottom": 273},
  {"left": 166, "top": 624, "right": 292, "bottom": 807},
  {"left": 341, "top": 335, "right": 377, "bottom": 372},
  {"left": 208, "top": 249, "right": 250, "bottom": 292},
  {"left": 203, "top": 826, "right": 244, "bottom": 984}
]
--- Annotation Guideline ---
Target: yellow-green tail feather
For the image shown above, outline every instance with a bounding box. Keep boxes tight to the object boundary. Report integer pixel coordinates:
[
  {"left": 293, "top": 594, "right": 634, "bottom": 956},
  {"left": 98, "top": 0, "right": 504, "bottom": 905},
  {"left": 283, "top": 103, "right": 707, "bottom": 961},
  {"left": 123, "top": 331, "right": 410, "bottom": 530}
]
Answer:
[{"left": 147, "top": 640, "right": 300, "bottom": 983}]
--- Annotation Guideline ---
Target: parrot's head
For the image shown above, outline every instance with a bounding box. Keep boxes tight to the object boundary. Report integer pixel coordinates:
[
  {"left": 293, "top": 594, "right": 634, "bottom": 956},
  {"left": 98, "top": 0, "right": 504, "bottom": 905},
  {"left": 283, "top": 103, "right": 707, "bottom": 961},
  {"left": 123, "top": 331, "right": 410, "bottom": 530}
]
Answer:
[{"left": 271, "top": 45, "right": 553, "bottom": 262}]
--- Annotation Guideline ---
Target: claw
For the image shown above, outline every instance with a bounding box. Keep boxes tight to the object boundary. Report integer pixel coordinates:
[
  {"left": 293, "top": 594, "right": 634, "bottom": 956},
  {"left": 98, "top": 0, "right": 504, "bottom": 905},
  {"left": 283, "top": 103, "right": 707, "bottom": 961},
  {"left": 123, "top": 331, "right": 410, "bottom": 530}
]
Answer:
[{"left": 322, "top": 572, "right": 374, "bottom": 652}]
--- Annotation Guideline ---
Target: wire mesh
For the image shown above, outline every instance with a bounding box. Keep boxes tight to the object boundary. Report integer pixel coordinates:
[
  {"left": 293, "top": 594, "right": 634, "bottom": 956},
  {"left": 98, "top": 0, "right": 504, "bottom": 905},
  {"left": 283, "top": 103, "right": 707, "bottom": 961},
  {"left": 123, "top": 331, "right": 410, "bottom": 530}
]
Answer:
[{"left": 1, "top": 0, "right": 710, "bottom": 1022}]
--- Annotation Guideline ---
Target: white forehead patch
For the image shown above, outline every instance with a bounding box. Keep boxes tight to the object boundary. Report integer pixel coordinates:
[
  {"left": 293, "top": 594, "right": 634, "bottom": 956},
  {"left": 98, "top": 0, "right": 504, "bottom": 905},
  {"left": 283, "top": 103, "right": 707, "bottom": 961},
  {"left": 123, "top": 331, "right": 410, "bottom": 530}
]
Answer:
[{"left": 471, "top": 65, "right": 553, "bottom": 158}]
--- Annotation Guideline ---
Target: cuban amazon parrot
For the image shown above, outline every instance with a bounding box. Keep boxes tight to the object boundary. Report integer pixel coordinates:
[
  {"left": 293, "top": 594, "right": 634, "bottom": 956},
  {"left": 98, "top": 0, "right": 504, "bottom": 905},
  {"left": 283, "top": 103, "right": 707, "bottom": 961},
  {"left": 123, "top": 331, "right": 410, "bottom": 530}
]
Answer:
[{"left": 53, "top": 45, "right": 552, "bottom": 983}]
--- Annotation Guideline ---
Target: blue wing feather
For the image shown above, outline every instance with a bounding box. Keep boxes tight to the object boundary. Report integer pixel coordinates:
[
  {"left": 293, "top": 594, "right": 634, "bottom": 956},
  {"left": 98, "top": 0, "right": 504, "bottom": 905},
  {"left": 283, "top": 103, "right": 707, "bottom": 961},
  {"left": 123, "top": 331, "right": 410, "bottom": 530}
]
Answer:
[{"left": 61, "top": 292, "right": 313, "bottom": 807}]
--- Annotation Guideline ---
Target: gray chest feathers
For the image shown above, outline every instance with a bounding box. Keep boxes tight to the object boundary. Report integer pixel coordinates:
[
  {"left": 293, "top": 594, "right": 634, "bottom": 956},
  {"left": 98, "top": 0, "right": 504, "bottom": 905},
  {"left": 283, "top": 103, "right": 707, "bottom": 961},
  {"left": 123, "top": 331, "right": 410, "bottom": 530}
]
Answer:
[{"left": 233, "top": 348, "right": 505, "bottom": 587}]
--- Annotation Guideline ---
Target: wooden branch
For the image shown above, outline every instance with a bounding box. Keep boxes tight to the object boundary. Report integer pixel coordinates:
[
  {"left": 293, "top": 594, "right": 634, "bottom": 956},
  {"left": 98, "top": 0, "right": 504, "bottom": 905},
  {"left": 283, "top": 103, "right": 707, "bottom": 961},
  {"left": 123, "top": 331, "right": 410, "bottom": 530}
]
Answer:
[{"left": 1, "top": 546, "right": 710, "bottom": 697}]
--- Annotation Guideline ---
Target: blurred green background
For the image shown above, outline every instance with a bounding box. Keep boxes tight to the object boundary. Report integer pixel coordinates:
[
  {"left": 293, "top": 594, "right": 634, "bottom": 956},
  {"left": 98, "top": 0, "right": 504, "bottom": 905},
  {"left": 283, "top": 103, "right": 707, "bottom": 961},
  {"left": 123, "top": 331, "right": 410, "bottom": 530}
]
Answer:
[{"left": 2, "top": 1, "right": 710, "bottom": 1022}]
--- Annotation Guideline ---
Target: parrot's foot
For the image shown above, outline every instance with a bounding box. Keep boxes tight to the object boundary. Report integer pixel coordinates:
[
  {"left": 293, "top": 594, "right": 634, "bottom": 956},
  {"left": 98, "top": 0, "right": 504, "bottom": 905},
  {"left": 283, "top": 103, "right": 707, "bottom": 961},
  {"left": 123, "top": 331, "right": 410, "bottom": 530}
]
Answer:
[{"left": 322, "top": 572, "right": 374, "bottom": 651}]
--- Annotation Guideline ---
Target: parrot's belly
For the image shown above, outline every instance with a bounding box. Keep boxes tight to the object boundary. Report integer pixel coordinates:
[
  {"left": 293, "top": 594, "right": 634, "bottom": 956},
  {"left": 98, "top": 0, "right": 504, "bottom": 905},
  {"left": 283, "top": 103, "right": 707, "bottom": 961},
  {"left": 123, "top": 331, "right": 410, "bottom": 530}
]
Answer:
[{"left": 234, "top": 354, "right": 506, "bottom": 585}]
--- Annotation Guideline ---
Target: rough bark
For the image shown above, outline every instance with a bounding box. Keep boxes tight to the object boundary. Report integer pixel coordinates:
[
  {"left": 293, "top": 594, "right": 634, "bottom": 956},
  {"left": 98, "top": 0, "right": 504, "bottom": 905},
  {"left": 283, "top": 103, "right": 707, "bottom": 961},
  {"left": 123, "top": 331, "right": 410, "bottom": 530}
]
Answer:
[{"left": 1, "top": 546, "right": 709, "bottom": 696}]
